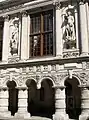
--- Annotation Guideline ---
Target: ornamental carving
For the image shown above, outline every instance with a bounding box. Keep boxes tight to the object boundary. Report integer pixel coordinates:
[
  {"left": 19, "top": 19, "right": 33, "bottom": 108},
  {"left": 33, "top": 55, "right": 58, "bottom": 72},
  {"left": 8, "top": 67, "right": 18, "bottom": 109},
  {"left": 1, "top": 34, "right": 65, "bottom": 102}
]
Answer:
[
  {"left": 53, "top": 0, "right": 61, "bottom": 9},
  {"left": 63, "top": 49, "right": 79, "bottom": 58},
  {"left": 74, "top": 71, "right": 89, "bottom": 85},
  {"left": 8, "top": 56, "right": 19, "bottom": 63},
  {"left": 9, "top": 16, "right": 20, "bottom": 55},
  {"left": 17, "top": 75, "right": 24, "bottom": 86},
  {"left": 62, "top": 6, "right": 76, "bottom": 49}
]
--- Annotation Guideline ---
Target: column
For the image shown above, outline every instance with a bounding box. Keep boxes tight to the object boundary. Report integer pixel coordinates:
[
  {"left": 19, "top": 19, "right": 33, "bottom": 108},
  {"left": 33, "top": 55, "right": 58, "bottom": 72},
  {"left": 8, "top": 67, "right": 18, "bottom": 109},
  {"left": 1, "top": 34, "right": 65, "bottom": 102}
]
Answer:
[
  {"left": 53, "top": 86, "right": 69, "bottom": 120},
  {"left": 74, "top": 8, "right": 79, "bottom": 49},
  {"left": 0, "top": 87, "right": 11, "bottom": 118},
  {"left": 21, "top": 11, "right": 29, "bottom": 60},
  {"left": 79, "top": 86, "right": 89, "bottom": 120},
  {"left": 2, "top": 15, "right": 9, "bottom": 62},
  {"left": 15, "top": 87, "right": 30, "bottom": 119},
  {"left": 79, "top": 1, "right": 88, "bottom": 56},
  {"left": 55, "top": 2, "right": 63, "bottom": 57}
]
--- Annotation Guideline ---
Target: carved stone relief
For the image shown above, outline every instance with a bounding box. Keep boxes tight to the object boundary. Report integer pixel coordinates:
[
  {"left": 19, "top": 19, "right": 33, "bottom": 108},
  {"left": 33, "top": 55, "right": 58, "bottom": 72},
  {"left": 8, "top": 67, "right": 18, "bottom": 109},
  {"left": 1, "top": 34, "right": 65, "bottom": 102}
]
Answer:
[
  {"left": 74, "top": 71, "right": 89, "bottom": 85},
  {"left": 63, "top": 49, "right": 79, "bottom": 58},
  {"left": 0, "top": 64, "right": 89, "bottom": 88},
  {"left": 9, "top": 15, "right": 20, "bottom": 56},
  {"left": 53, "top": 0, "right": 61, "bottom": 9},
  {"left": 62, "top": 6, "right": 76, "bottom": 50}
]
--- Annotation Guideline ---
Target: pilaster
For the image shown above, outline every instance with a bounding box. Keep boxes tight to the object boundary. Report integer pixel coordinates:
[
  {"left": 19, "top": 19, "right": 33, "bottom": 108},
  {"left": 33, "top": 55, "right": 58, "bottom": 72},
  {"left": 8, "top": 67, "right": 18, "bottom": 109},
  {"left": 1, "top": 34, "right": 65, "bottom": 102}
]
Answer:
[
  {"left": 0, "top": 87, "right": 11, "bottom": 118},
  {"left": 15, "top": 87, "right": 30, "bottom": 119},
  {"left": 79, "top": 86, "right": 89, "bottom": 120},
  {"left": 21, "top": 11, "right": 29, "bottom": 60},
  {"left": 54, "top": 1, "right": 63, "bottom": 58},
  {"left": 2, "top": 15, "right": 9, "bottom": 62},
  {"left": 53, "top": 85, "right": 69, "bottom": 120},
  {"left": 79, "top": 1, "right": 89, "bottom": 56}
]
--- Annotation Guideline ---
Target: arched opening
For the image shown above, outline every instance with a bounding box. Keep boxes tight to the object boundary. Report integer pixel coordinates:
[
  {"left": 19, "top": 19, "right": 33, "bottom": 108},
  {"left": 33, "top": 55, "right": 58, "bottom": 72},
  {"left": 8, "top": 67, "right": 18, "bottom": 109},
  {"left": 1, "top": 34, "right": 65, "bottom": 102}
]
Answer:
[
  {"left": 7, "top": 81, "right": 18, "bottom": 116},
  {"left": 26, "top": 79, "right": 55, "bottom": 119},
  {"left": 64, "top": 77, "right": 81, "bottom": 119},
  {"left": 26, "top": 79, "right": 37, "bottom": 116},
  {"left": 39, "top": 79, "right": 55, "bottom": 118}
]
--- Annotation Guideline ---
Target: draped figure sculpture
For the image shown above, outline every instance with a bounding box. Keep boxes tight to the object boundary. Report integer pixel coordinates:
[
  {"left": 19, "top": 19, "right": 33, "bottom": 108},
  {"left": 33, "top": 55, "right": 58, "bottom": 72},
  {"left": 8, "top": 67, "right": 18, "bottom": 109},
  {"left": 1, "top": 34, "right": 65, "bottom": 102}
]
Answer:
[{"left": 10, "top": 17, "right": 19, "bottom": 55}]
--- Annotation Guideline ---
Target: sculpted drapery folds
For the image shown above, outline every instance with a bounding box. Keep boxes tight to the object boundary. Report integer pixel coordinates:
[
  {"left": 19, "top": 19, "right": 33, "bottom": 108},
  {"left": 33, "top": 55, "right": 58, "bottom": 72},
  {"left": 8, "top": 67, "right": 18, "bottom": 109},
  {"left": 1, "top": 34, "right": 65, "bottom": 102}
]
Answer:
[
  {"left": 63, "top": 8, "right": 76, "bottom": 49},
  {"left": 9, "top": 17, "right": 19, "bottom": 55}
]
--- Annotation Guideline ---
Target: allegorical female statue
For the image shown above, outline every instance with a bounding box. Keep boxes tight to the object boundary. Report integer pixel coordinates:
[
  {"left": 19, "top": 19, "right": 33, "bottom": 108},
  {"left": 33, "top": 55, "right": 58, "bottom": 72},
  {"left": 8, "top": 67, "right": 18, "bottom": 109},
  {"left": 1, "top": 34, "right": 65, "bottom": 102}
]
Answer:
[
  {"left": 65, "top": 10, "right": 75, "bottom": 41},
  {"left": 10, "top": 17, "right": 19, "bottom": 55},
  {"left": 63, "top": 9, "right": 76, "bottom": 49}
]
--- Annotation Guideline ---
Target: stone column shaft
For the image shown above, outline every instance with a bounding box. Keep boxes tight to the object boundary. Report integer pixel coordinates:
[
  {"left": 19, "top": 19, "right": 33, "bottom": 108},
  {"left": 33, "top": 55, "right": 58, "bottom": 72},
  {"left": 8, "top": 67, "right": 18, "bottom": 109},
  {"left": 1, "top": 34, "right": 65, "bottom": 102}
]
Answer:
[
  {"left": 21, "top": 12, "right": 29, "bottom": 60},
  {"left": 79, "top": 86, "right": 89, "bottom": 120},
  {"left": 15, "top": 87, "right": 30, "bottom": 118},
  {"left": 79, "top": 2, "right": 88, "bottom": 55},
  {"left": 0, "top": 88, "right": 11, "bottom": 117},
  {"left": 2, "top": 16, "right": 9, "bottom": 62},
  {"left": 56, "top": 5, "right": 63, "bottom": 57},
  {"left": 53, "top": 86, "right": 69, "bottom": 120}
]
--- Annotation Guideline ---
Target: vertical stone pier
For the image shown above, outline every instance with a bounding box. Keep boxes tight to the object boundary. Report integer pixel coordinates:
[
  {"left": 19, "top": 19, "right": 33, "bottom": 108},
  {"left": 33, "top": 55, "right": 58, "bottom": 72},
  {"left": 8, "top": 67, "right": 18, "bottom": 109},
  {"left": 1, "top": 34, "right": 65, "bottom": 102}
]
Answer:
[
  {"left": 79, "top": 85, "right": 89, "bottom": 120},
  {"left": 53, "top": 85, "right": 69, "bottom": 120},
  {"left": 79, "top": 1, "right": 88, "bottom": 56},
  {"left": 53, "top": 1, "right": 63, "bottom": 58},
  {"left": 0, "top": 87, "right": 11, "bottom": 118},
  {"left": 15, "top": 87, "right": 30, "bottom": 119}
]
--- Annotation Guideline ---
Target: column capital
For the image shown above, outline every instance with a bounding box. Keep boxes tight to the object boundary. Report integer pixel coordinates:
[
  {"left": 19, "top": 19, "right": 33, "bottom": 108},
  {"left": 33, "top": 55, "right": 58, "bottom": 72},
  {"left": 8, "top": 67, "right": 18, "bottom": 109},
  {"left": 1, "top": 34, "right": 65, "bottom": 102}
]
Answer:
[
  {"left": 3, "top": 15, "right": 9, "bottom": 22},
  {"left": 53, "top": 0, "right": 61, "bottom": 10},
  {"left": 21, "top": 10, "right": 28, "bottom": 17},
  {"left": 16, "top": 86, "right": 28, "bottom": 90},
  {"left": 53, "top": 85, "right": 66, "bottom": 90},
  {"left": 78, "top": 85, "right": 89, "bottom": 89},
  {"left": 78, "top": 0, "right": 87, "bottom": 4}
]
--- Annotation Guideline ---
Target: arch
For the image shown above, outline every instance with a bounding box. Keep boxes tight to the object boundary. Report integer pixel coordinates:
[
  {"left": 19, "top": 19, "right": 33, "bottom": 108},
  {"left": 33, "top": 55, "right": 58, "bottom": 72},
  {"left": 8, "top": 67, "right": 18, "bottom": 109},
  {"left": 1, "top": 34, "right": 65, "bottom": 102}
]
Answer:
[
  {"left": 38, "top": 76, "right": 55, "bottom": 88},
  {"left": 39, "top": 78, "right": 55, "bottom": 118},
  {"left": 5, "top": 77, "right": 18, "bottom": 87},
  {"left": 64, "top": 75, "right": 81, "bottom": 119},
  {"left": 7, "top": 80, "right": 17, "bottom": 88},
  {"left": 62, "top": 74, "right": 81, "bottom": 86},
  {"left": 25, "top": 78, "right": 36, "bottom": 87},
  {"left": 27, "top": 77, "right": 55, "bottom": 118},
  {"left": 7, "top": 80, "right": 18, "bottom": 116}
]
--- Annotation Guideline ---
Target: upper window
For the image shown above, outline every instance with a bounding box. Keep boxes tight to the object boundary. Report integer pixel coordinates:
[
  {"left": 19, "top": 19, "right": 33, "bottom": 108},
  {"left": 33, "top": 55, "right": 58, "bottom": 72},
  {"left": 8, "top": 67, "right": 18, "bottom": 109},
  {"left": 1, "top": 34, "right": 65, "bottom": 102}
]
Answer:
[{"left": 30, "top": 10, "right": 53, "bottom": 57}]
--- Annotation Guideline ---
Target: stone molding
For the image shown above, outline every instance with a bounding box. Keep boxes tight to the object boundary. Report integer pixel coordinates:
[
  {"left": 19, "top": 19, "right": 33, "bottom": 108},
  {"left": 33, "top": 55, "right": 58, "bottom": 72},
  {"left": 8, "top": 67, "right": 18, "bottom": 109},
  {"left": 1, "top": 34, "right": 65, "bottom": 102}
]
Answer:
[
  {"left": 0, "top": 0, "right": 53, "bottom": 17},
  {"left": 0, "top": 63, "right": 89, "bottom": 88},
  {"left": 3, "top": 15, "right": 9, "bottom": 22},
  {"left": 53, "top": 0, "right": 61, "bottom": 9}
]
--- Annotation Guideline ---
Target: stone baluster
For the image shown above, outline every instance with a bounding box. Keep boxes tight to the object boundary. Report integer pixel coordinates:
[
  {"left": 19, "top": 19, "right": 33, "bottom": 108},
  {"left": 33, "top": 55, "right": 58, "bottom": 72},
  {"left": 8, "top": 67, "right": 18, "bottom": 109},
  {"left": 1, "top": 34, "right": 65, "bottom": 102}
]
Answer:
[
  {"left": 79, "top": 1, "right": 88, "bottom": 56},
  {"left": 0, "top": 87, "right": 11, "bottom": 118},
  {"left": 54, "top": 1, "right": 63, "bottom": 58},
  {"left": 15, "top": 87, "right": 30, "bottom": 119},
  {"left": 53, "top": 85, "right": 69, "bottom": 120},
  {"left": 79, "top": 86, "right": 89, "bottom": 120},
  {"left": 2, "top": 15, "right": 9, "bottom": 62},
  {"left": 21, "top": 11, "right": 29, "bottom": 60}
]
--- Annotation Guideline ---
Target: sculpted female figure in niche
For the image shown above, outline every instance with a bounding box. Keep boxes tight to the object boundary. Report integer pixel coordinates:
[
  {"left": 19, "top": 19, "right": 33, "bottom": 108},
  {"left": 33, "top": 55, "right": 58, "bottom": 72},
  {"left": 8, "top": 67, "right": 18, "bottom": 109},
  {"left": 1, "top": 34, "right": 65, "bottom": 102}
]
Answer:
[
  {"left": 10, "top": 17, "right": 19, "bottom": 55},
  {"left": 65, "top": 10, "right": 75, "bottom": 41},
  {"left": 63, "top": 9, "right": 76, "bottom": 49}
]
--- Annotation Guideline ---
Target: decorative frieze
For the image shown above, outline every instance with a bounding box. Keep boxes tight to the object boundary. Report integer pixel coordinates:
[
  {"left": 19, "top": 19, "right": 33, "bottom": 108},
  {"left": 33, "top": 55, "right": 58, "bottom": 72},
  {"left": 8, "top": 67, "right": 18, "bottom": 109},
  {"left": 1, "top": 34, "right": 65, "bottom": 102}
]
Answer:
[
  {"left": 63, "top": 49, "right": 79, "bottom": 58},
  {"left": 0, "top": 63, "right": 89, "bottom": 88},
  {"left": 74, "top": 71, "right": 89, "bottom": 85}
]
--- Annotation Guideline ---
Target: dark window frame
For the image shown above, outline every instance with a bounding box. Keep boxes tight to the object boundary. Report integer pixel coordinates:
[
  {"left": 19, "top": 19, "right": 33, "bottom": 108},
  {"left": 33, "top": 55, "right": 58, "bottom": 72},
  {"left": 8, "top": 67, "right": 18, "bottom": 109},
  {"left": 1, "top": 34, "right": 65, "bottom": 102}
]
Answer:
[{"left": 30, "top": 10, "right": 53, "bottom": 57}]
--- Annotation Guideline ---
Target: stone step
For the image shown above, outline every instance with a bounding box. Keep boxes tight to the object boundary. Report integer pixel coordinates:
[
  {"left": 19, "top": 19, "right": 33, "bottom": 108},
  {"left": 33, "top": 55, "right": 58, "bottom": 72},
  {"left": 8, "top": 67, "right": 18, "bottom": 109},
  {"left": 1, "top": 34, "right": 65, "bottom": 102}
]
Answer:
[{"left": 0, "top": 116, "right": 52, "bottom": 120}]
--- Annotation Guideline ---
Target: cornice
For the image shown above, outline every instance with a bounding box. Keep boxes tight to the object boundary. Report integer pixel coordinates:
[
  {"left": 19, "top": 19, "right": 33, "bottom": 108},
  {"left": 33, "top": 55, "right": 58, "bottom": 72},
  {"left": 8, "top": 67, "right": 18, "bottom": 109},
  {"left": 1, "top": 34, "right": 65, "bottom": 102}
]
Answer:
[
  {"left": 0, "top": 56, "right": 89, "bottom": 69},
  {"left": 0, "top": 0, "right": 53, "bottom": 17}
]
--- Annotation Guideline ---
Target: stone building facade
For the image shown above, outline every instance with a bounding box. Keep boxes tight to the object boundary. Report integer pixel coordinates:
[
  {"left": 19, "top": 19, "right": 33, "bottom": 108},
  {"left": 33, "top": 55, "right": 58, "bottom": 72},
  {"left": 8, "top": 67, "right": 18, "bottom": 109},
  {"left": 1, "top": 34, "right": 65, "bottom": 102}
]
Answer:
[{"left": 0, "top": 0, "right": 89, "bottom": 120}]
